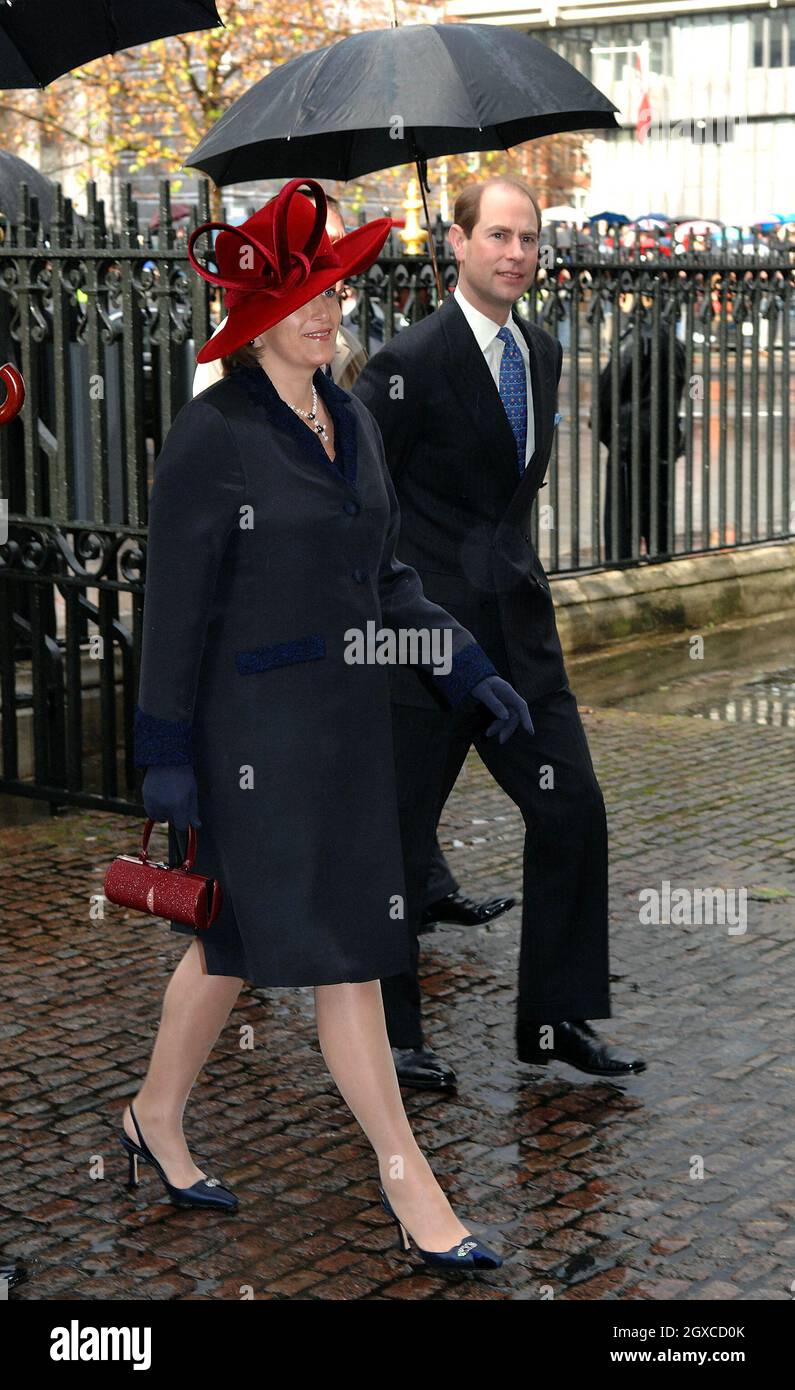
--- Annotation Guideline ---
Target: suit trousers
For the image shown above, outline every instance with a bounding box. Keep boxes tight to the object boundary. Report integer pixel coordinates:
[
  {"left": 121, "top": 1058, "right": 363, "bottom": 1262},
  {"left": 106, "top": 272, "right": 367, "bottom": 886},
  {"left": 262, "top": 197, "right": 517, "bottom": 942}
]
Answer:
[
  {"left": 384, "top": 682, "right": 612, "bottom": 1049},
  {"left": 424, "top": 838, "right": 459, "bottom": 906}
]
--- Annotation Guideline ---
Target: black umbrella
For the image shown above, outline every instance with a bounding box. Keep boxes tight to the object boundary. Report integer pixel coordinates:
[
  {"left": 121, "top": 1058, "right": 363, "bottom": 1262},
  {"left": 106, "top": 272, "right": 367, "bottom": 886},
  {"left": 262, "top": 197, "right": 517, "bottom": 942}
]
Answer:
[
  {"left": 0, "top": 0, "right": 223, "bottom": 88},
  {"left": 0, "top": 149, "right": 57, "bottom": 226},
  {"left": 0, "top": 3, "right": 222, "bottom": 425},
  {"left": 184, "top": 22, "right": 618, "bottom": 295},
  {"left": 186, "top": 23, "right": 618, "bottom": 184}
]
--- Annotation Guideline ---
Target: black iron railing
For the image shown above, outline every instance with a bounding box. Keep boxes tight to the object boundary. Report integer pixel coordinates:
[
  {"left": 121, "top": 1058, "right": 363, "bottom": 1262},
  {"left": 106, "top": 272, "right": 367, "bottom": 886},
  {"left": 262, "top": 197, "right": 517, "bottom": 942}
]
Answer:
[{"left": 0, "top": 179, "right": 792, "bottom": 812}]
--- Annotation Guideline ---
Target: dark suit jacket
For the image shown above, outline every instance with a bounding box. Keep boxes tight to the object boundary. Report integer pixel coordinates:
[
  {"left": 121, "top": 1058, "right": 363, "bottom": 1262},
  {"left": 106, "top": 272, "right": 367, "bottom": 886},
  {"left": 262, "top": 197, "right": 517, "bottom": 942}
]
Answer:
[{"left": 352, "top": 292, "right": 569, "bottom": 705}]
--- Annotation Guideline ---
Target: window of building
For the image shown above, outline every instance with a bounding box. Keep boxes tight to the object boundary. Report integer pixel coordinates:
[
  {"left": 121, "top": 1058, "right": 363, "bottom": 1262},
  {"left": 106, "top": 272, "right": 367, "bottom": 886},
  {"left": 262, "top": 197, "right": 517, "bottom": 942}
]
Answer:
[
  {"left": 752, "top": 15, "right": 765, "bottom": 66},
  {"left": 769, "top": 13, "right": 784, "bottom": 68},
  {"left": 752, "top": 11, "right": 793, "bottom": 68}
]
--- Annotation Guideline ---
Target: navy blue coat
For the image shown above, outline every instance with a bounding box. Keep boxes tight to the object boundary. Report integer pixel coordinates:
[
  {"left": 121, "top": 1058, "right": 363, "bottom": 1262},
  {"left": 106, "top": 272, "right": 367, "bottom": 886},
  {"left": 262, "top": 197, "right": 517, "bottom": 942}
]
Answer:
[{"left": 132, "top": 362, "right": 496, "bottom": 986}]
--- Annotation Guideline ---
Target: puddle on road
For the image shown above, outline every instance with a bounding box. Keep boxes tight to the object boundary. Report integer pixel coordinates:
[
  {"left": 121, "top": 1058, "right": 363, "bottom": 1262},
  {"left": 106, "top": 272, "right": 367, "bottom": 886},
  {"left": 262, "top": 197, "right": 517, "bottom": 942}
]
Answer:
[
  {"left": 710, "top": 670, "right": 795, "bottom": 729},
  {"left": 568, "top": 611, "right": 795, "bottom": 729}
]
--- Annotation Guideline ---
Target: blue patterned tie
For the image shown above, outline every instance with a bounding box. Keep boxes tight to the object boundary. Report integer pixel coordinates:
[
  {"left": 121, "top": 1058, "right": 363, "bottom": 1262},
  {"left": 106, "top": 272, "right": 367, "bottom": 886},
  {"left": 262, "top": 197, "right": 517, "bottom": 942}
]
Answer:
[{"left": 496, "top": 325, "right": 527, "bottom": 472}]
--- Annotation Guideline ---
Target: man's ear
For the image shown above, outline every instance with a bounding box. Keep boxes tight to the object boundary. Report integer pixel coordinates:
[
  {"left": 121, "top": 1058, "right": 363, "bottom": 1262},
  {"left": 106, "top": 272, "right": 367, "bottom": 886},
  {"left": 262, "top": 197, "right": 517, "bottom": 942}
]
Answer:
[{"left": 447, "top": 222, "right": 466, "bottom": 259}]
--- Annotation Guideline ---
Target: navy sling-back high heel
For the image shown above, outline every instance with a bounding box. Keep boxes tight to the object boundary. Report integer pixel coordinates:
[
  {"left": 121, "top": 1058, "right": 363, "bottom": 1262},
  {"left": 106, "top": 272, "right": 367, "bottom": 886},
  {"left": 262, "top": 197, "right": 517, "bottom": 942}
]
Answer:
[
  {"left": 119, "top": 1102, "right": 238, "bottom": 1212},
  {"left": 378, "top": 1186, "right": 502, "bottom": 1269}
]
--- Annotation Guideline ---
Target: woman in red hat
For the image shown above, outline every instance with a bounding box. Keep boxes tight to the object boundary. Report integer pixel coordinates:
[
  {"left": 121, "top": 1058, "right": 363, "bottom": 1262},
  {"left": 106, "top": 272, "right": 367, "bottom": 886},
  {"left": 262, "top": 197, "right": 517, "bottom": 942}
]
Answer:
[{"left": 122, "top": 178, "right": 531, "bottom": 1269}]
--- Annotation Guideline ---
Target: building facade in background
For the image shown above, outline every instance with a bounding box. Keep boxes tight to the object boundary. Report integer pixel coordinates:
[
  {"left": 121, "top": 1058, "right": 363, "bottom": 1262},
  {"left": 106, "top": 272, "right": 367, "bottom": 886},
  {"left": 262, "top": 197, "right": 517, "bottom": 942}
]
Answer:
[{"left": 445, "top": 0, "right": 795, "bottom": 224}]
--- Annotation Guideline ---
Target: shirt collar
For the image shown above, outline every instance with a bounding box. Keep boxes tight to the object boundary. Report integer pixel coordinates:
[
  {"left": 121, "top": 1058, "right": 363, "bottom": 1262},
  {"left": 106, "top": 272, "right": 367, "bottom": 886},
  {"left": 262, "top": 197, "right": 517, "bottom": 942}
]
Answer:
[{"left": 454, "top": 283, "right": 517, "bottom": 353}]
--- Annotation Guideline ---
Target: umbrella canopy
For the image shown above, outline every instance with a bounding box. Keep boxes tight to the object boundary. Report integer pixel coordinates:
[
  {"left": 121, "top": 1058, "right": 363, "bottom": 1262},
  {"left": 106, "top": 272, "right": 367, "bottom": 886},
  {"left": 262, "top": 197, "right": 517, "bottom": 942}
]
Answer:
[
  {"left": 148, "top": 202, "right": 193, "bottom": 230},
  {"left": 0, "top": 149, "right": 56, "bottom": 225},
  {"left": 751, "top": 213, "right": 795, "bottom": 231},
  {"left": 674, "top": 219, "right": 723, "bottom": 236},
  {"left": 184, "top": 23, "right": 619, "bottom": 185},
  {"left": 588, "top": 210, "right": 628, "bottom": 224},
  {"left": 0, "top": 1, "right": 222, "bottom": 88}
]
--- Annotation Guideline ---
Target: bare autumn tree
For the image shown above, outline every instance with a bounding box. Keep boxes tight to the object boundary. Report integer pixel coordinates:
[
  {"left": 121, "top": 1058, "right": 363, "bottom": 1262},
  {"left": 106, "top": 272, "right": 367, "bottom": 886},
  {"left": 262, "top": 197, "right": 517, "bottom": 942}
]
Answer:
[{"left": 0, "top": 1, "right": 386, "bottom": 218}]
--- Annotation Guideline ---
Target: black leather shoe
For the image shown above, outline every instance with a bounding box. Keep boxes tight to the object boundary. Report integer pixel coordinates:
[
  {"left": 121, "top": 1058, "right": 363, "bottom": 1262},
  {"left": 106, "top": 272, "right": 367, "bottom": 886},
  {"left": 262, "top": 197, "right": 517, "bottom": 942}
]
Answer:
[
  {"left": 1, "top": 1262, "right": 27, "bottom": 1292},
  {"left": 391, "top": 1046, "right": 457, "bottom": 1091},
  {"left": 516, "top": 1020, "right": 646, "bottom": 1076},
  {"left": 420, "top": 890, "right": 515, "bottom": 933}
]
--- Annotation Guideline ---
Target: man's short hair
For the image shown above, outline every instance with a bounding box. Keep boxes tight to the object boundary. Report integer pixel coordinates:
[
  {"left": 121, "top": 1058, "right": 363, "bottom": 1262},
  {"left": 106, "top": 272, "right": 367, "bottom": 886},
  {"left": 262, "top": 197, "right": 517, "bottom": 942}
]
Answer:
[{"left": 452, "top": 175, "right": 542, "bottom": 250}]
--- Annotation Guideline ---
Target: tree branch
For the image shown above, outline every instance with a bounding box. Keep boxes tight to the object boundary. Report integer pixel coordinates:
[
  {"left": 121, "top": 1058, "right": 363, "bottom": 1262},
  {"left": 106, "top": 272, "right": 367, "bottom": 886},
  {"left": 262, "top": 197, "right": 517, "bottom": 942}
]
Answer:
[{"left": 0, "top": 101, "right": 96, "bottom": 147}]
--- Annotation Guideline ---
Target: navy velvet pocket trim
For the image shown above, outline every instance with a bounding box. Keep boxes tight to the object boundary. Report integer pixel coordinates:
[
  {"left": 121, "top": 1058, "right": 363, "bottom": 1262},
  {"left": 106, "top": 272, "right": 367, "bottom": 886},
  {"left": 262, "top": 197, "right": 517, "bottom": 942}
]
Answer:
[{"left": 234, "top": 633, "right": 326, "bottom": 675}]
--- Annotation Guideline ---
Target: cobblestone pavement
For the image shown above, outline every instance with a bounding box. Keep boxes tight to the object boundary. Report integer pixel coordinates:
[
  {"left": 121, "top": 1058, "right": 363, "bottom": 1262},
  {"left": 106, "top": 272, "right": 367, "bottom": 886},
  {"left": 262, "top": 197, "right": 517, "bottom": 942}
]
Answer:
[{"left": 1, "top": 698, "right": 793, "bottom": 1301}]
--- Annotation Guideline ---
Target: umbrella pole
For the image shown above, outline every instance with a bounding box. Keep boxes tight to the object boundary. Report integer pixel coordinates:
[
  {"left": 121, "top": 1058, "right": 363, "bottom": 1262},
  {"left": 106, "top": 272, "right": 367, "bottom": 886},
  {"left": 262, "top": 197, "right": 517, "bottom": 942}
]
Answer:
[
  {"left": 386, "top": 5, "right": 444, "bottom": 301},
  {"left": 414, "top": 156, "right": 444, "bottom": 304}
]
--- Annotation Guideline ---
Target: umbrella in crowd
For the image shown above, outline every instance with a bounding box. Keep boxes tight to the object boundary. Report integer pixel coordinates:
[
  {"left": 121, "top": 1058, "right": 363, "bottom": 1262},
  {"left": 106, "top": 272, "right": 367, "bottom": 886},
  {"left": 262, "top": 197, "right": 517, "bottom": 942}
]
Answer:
[
  {"left": 674, "top": 218, "right": 723, "bottom": 249},
  {"left": 753, "top": 211, "right": 795, "bottom": 231},
  {"left": 0, "top": 0, "right": 223, "bottom": 88},
  {"left": 673, "top": 218, "right": 724, "bottom": 234},
  {"left": 148, "top": 202, "right": 193, "bottom": 230},
  {"left": 541, "top": 204, "right": 588, "bottom": 223},
  {"left": 635, "top": 214, "right": 668, "bottom": 229},
  {"left": 588, "top": 210, "right": 628, "bottom": 225},
  {"left": 0, "top": 149, "right": 66, "bottom": 228},
  {"left": 185, "top": 22, "right": 618, "bottom": 296}
]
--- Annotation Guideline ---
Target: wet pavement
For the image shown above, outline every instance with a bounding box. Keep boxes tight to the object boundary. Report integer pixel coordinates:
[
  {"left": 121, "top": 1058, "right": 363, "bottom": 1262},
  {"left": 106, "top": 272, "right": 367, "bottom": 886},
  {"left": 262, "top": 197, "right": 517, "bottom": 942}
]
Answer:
[
  {"left": 1, "top": 610, "right": 794, "bottom": 1300},
  {"left": 569, "top": 608, "right": 795, "bottom": 724}
]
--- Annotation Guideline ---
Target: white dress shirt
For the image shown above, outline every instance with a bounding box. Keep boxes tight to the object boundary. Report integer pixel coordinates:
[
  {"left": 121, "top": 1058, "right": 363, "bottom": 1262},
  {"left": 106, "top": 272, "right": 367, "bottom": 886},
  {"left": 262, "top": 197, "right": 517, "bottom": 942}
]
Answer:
[{"left": 453, "top": 283, "right": 535, "bottom": 466}]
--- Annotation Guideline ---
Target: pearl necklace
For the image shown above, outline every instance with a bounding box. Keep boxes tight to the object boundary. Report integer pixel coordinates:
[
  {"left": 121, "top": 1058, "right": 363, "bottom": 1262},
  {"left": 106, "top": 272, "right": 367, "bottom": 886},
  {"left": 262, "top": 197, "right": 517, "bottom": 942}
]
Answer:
[{"left": 284, "top": 383, "right": 330, "bottom": 443}]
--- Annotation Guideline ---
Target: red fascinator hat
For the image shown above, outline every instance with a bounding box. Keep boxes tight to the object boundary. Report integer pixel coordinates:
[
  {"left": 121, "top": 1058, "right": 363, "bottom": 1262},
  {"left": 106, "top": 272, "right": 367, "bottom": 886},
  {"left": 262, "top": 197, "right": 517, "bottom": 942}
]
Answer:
[{"left": 187, "top": 177, "right": 392, "bottom": 363}]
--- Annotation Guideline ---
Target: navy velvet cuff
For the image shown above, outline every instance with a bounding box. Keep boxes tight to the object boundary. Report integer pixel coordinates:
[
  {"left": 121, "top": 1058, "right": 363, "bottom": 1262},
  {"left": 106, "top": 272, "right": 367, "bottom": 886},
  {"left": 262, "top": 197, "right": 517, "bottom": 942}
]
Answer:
[
  {"left": 432, "top": 641, "right": 498, "bottom": 708},
  {"left": 133, "top": 705, "right": 193, "bottom": 767}
]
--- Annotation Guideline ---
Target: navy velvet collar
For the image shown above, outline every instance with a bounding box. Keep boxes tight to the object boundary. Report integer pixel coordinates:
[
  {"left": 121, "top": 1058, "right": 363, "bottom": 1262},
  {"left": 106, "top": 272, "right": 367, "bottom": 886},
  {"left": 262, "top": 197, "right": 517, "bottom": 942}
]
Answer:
[{"left": 231, "top": 361, "right": 358, "bottom": 488}]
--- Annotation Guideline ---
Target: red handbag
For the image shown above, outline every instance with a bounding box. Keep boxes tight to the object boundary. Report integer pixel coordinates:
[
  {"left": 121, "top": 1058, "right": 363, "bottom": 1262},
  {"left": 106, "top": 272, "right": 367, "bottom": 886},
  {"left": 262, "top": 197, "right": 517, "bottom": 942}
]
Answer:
[{"left": 104, "top": 819, "right": 224, "bottom": 929}]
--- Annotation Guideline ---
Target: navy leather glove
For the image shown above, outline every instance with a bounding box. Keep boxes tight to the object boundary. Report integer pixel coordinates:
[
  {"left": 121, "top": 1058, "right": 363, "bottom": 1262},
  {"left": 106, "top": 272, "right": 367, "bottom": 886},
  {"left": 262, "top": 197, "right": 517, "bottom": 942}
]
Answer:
[
  {"left": 141, "top": 765, "right": 201, "bottom": 831},
  {"left": 471, "top": 676, "right": 534, "bottom": 744}
]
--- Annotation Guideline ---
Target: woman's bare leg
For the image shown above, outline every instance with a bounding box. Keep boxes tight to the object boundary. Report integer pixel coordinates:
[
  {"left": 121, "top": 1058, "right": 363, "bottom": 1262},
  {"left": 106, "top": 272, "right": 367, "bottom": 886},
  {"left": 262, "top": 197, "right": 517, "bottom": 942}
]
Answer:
[
  {"left": 122, "top": 940, "right": 244, "bottom": 1187},
  {"left": 314, "top": 979, "right": 471, "bottom": 1251}
]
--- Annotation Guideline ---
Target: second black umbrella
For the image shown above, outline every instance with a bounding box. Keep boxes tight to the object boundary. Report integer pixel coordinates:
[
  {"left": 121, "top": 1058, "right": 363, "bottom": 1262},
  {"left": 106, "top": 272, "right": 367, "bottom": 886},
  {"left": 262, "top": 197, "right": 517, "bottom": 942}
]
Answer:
[
  {"left": 0, "top": 0, "right": 223, "bottom": 88},
  {"left": 185, "top": 22, "right": 619, "bottom": 186}
]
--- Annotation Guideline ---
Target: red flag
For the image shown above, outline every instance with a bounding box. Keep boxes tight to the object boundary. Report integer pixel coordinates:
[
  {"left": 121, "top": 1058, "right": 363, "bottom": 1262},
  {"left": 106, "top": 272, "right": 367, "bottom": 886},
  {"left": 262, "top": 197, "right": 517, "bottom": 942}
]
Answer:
[
  {"left": 635, "top": 50, "right": 651, "bottom": 143},
  {"left": 637, "top": 90, "right": 651, "bottom": 142}
]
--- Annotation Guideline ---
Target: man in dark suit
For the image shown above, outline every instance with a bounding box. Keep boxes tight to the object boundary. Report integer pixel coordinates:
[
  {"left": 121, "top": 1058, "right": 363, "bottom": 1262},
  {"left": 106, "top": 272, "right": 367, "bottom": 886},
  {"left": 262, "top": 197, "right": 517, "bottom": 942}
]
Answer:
[{"left": 354, "top": 174, "right": 646, "bottom": 1090}]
